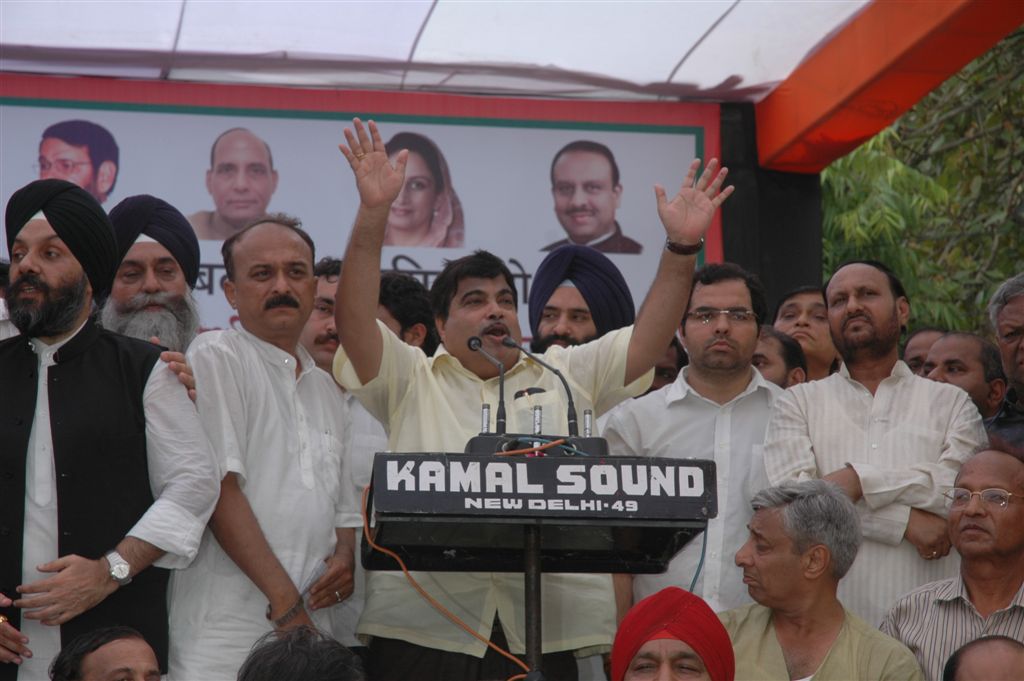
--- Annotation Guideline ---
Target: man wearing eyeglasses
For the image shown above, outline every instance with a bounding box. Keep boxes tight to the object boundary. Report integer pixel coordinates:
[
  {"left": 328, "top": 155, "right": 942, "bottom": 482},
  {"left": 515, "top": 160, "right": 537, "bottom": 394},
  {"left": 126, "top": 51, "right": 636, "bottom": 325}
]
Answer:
[
  {"left": 881, "top": 447, "right": 1024, "bottom": 680},
  {"left": 37, "top": 120, "right": 119, "bottom": 205},
  {"left": 763, "top": 261, "right": 988, "bottom": 627},
  {"left": 603, "top": 262, "right": 783, "bottom": 612}
]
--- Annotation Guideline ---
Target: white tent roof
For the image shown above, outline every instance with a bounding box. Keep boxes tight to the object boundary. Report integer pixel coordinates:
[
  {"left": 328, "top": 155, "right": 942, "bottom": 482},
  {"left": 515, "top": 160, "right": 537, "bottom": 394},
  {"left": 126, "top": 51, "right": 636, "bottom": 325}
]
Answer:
[{"left": 0, "top": 0, "right": 869, "bottom": 101}]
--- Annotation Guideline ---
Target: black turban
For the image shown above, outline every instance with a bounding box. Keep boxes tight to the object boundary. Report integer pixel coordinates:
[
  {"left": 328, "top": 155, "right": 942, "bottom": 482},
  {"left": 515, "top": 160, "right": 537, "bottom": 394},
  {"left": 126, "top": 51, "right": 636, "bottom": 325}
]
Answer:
[
  {"left": 109, "top": 195, "right": 201, "bottom": 288},
  {"left": 5, "top": 179, "right": 118, "bottom": 300},
  {"left": 529, "top": 244, "right": 635, "bottom": 339}
]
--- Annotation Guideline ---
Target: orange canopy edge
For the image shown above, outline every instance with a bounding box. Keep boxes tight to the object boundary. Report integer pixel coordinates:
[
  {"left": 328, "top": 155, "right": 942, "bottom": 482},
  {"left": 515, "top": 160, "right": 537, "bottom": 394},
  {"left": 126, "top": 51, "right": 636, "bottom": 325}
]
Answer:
[{"left": 756, "top": 0, "right": 1024, "bottom": 174}]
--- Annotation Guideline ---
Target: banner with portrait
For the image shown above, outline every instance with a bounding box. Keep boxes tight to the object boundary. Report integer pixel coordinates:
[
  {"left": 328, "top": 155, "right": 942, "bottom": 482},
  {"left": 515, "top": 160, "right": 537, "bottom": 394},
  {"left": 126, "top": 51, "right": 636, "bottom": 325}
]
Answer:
[{"left": 1, "top": 74, "right": 720, "bottom": 336}]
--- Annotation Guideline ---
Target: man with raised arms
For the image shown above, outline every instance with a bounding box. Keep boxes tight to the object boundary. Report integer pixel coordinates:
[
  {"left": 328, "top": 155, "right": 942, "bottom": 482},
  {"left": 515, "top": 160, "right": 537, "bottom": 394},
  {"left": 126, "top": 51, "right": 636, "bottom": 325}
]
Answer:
[{"left": 332, "top": 118, "right": 733, "bottom": 681}]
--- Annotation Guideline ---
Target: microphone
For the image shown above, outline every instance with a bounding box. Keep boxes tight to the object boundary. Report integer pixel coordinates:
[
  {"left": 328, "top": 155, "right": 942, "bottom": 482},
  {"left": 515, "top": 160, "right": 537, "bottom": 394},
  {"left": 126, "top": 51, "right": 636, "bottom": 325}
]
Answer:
[
  {"left": 467, "top": 336, "right": 506, "bottom": 435},
  {"left": 501, "top": 337, "right": 579, "bottom": 437}
]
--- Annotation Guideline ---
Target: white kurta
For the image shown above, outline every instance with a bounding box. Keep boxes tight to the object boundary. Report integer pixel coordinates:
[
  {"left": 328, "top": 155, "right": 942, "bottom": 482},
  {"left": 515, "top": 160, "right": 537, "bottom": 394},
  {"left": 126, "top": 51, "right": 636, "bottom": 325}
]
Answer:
[
  {"left": 600, "top": 367, "right": 782, "bottom": 611},
  {"left": 762, "top": 360, "right": 988, "bottom": 625},
  {"left": 169, "top": 329, "right": 359, "bottom": 681},
  {"left": 17, "top": 324, "right": 218, "bottom": 681},
  {"left": 327, "top": 391, "right": 389, "bottom": 648}
]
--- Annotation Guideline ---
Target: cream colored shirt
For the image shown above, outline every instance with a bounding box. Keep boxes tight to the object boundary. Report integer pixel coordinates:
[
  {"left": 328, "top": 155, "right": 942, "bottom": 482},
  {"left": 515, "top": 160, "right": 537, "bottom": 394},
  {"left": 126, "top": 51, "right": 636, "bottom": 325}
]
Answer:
[
  {"left": 720, "top": 602, "right": 924, "bottom": 680},
  {"left": 334, "top": 321, "right": 651, "bottom": 657},
  {"left": 762, "top": 361, "right": 987, "bottom": 625}
]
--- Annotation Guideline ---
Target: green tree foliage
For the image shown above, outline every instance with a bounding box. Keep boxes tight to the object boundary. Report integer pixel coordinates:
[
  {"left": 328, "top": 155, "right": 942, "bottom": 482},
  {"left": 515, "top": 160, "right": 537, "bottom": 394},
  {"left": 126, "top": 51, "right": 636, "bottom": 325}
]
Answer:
[{"left": 821, "top": 28, "right": 1023, "bottom": 333}]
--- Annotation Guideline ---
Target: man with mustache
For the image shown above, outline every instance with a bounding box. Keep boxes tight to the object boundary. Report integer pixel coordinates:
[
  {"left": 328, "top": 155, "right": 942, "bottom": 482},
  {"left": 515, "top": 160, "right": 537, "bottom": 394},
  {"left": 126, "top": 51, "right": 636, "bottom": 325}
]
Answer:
[
  {"left": 602, "top": 263, "right": 783, "bottom": 612},
  {"left": 763, "top": 260, "right": 988, "bottom": 627},
  {"left": 881, "top": 447, "right": 1024, "bottom": 680},
  {"left": 527, "top": 244, "right": 635, "bottom": 354},
  {"left": 167, "top": 215, "right": 362, "bottom": 680},
  {"left": 101, "top": 195, "right": 201, "bottom": 354},
  {"left": 542, "top": 140, "right": 642, "bottom": 254},
  {"left": 0, "top": 180, "right": 219, "bottom": 680},
  {"left": 334, "top": 118, "right": 733, "bottom": 681}
]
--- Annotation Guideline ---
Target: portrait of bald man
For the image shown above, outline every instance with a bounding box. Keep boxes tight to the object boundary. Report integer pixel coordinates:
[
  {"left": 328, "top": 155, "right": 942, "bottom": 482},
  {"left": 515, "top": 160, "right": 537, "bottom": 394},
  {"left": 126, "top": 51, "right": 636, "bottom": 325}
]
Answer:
[
  {"left": 188, "top": 127, "right": 279, "bottom": 241},
  {"left": 102, "top": 195, "right": 202, "bottom": 353}
]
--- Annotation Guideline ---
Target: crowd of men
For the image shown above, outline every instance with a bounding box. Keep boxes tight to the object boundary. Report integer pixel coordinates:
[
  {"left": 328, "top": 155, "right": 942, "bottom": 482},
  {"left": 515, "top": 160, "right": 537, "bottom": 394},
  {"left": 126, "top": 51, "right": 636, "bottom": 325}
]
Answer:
[{"left": 0, "top": 116, "right": 1022, "bottom": 681}]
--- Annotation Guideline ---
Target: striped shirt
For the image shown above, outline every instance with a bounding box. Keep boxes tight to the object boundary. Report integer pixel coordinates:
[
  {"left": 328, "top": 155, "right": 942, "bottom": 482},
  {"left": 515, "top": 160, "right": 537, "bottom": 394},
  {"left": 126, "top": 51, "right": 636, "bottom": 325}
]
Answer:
[{"left": 880, "top": 576, "right": 1024, "bottom": 681}]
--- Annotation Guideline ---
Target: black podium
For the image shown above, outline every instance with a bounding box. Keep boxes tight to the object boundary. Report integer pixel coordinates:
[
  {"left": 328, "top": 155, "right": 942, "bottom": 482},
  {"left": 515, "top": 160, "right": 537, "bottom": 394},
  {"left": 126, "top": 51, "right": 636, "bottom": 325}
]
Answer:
[{"left": 362, "top": 442, "right": 717, "bottom": 676}]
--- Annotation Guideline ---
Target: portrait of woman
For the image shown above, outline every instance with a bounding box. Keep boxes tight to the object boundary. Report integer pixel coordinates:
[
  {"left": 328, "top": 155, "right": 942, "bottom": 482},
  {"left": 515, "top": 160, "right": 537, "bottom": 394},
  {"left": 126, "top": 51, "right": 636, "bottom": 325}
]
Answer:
[{"left": 383, "top": 132, "right": 465, "bottom": 248}]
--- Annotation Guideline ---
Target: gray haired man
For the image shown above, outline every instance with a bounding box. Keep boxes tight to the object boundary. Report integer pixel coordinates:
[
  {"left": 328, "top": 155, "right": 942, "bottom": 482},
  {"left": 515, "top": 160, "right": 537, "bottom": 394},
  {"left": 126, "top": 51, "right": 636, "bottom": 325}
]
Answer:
[
  {"left": 987, "top": 273, "right": 1024, "bottom": 446},
  {"left": 720, "top": 480, "right": 922, "bottom": 680}
]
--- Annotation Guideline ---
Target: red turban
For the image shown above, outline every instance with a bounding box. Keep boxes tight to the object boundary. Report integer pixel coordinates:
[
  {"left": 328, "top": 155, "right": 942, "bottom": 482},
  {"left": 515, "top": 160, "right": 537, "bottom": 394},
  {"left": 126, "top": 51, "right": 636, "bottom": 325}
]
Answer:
[{"left": 611, "top": 587, "right": 734, "bottom": 681}]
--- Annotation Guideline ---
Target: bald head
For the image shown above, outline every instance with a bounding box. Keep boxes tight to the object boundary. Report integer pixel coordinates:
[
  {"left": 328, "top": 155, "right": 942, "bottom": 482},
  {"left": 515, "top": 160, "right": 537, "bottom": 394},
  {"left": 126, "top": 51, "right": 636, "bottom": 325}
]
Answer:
[{"left": 205, "top": 128, "right": 278, "bottom": 232}]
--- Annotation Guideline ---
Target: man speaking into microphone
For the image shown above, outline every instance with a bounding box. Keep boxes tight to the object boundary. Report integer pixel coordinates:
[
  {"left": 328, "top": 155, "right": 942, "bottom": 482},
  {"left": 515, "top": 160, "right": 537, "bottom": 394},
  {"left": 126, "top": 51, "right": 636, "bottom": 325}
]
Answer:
[{"left": 332, "top": 118, "right": 734, "bottom": 681}]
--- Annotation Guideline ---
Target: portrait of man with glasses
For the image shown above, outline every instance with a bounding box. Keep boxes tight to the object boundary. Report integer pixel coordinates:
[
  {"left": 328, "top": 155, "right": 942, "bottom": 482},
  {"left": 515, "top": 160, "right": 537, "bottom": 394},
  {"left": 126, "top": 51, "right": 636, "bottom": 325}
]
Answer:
[
  {"left": 36, "top": 119, "right": 119, "bottom": 205},
  {"left": 881, "top": 445, "right": 1024, "bottom": 680}
]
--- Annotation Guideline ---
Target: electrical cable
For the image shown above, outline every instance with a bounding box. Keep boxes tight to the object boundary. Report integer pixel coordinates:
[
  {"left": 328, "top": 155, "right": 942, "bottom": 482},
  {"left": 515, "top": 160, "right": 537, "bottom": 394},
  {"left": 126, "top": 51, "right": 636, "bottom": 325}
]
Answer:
[
  {"left": 688, "top": 524, "right": 709, "bottom": 593},
  {"left": 360, "top": 485, "right": 532, "bottom": 676}
]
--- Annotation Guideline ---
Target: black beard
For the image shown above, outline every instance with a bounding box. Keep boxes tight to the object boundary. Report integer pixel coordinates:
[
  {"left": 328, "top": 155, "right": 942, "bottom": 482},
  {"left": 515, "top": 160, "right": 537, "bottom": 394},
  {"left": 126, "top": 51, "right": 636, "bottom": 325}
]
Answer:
[
  {"left": 8, "top": 273, "right": 89, "bottom": 338},
  {"left": 530, "top": 332, "right": 596, "bottom": 354}
]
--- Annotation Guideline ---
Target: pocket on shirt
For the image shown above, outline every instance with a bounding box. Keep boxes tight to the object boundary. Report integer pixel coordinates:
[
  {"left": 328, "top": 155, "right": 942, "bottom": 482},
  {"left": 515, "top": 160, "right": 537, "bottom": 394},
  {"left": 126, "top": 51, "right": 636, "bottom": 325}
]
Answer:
[{"left": 509, "top": 388, "right": 564, "bottom": 434}]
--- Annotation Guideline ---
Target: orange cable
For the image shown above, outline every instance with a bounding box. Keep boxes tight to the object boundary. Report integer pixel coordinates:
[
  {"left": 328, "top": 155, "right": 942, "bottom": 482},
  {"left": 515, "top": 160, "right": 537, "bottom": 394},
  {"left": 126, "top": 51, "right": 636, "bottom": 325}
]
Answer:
[
  {"left": 494, "top": 438, "right": 566, "bottom": 456},
  {"left": 360, "top": 485, "right": 531, "bottom": 675}
]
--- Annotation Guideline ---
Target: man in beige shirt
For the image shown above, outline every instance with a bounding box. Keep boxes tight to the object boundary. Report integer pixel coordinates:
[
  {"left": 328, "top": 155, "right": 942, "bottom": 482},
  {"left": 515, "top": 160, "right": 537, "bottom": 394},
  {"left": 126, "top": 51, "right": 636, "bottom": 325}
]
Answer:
[
  {"left": 720, "top": 480, "right": 922, "bottom": 680},
  {"left": 332, "top": 118, "right": 733, "bottom": 681}
]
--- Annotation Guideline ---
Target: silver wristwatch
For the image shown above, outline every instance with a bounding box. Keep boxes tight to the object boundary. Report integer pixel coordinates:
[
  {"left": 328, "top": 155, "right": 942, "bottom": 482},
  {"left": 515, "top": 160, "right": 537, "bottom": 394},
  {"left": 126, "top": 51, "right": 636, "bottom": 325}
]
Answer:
[{"left": 105, "top": 550, "right": 132, "bottom": 586}]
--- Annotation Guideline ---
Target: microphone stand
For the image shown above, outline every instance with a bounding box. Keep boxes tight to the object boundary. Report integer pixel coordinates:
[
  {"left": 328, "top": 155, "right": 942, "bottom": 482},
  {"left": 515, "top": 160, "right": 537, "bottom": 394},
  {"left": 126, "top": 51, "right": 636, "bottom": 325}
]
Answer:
[
  {"left": 501, "top": 337, "right": 578, "bottom": 437},
  {"left": 468, "top": 336, "right": 506, "bottom": 434}
]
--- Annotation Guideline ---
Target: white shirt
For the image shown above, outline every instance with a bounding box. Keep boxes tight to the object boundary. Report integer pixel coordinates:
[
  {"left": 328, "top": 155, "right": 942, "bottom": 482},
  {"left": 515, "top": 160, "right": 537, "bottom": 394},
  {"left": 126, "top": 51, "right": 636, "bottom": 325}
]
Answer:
[
  {"left": 762, "top": 360, "right": 988, "bottom": 625},
  {"left": 0, "top": 298, "right": 19, "bottom": 340},
  {"left": 18, "top": 323, "right": 219, "bottom": 681},
  {"left": 334, "top": 321, "right": 651, "bottom": 657},
  {"left": 169, "top": 329, "right": 360, "bottom": 681},
  {"left": 328, "top": 391, "right": 389, "bottom": 648},
  {"left": 600, "top": 367, "right": 782, "bottom": 611}
]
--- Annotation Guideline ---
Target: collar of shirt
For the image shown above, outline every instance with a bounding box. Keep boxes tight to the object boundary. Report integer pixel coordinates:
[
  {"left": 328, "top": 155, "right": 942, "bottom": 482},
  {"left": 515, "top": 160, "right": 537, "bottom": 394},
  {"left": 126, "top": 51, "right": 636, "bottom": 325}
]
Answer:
[
  {"left": 664, "top": 365, "right": 778, "bottom": 407},
  {"left": 29, "top": 317, "right": 89, "bottom": 366},
  {"left": 237, "top": 325, "right": 318, "bottom": 381},
  {"left": 430, "top": 341, "right": 530, "bottom": 382},
  {"left": 936, "top": 575, "right": 1024, "bottom": 611},
  {"left": 836, "top": 358, "right": 912, "bottom": 391}
]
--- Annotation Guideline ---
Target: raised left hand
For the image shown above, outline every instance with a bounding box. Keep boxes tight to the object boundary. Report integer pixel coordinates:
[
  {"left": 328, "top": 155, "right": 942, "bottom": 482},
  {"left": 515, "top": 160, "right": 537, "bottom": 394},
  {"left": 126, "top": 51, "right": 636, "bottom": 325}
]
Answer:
[
  {"left": 14, "top": 555, "right": 117, "bottom": 626},
  {"left": 306, "top": 553, "right": 355, "bottom": 611},
  {"left": 655, "top": 157, "right": 733, "bottom": 246}
]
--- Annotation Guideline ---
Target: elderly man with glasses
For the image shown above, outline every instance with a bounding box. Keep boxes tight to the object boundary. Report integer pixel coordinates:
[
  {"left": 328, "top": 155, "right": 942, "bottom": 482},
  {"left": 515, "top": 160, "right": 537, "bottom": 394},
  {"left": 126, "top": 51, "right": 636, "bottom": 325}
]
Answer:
[{"left": 881, "top": 446, "right": 1024, "bottom": 681}]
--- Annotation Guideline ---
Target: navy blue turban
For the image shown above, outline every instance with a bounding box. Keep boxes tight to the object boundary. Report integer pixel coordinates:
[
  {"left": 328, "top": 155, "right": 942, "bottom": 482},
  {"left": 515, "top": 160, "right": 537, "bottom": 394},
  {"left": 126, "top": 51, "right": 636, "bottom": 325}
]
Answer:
[
  {"left": 528, "top": 244, "right": 635, "bottom": 339},
  {"left": 109, "top": 195, "right": 200, "bottom": 289},
  {"left": 5, "top": 178, "right": 118, "bottom": 300}
]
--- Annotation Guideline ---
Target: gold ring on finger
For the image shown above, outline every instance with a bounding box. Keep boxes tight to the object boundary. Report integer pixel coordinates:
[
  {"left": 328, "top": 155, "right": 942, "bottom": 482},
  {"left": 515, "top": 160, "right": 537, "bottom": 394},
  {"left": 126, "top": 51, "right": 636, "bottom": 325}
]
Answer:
[
  {"left": 0, "top": 614, "right": 7, "bottom": 625},
  {"left": 354, "top": 152, "right": 366, "bottom": 160}
]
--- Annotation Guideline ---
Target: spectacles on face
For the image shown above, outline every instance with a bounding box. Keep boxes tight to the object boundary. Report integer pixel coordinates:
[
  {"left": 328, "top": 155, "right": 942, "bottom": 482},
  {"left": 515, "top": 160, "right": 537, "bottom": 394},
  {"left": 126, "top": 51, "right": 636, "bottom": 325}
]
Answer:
[
  {"left": 945, "top": 487, "right": 1021, "bottom": 509},
  {"left": 35, "top": 158, "right": 91, "bottom": 175},
  {"left": 686, "top": 308, "right": 756, "bottom": 325}
]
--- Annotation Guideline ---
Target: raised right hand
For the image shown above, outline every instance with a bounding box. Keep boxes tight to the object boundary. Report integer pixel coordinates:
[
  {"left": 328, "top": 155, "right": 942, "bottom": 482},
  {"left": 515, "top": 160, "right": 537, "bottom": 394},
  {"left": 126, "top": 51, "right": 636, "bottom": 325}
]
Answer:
[{"left": 338, "top": 118, "right": 408, "bottom": 211}]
